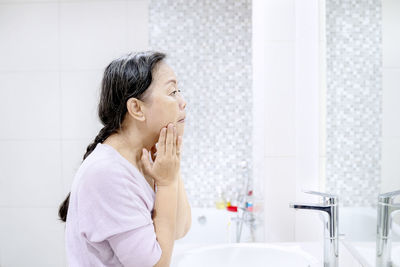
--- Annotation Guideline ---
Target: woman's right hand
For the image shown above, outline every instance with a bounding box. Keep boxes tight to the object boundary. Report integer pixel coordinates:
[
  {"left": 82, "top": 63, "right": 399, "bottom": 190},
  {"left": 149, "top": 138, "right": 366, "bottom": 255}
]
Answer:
[{"left": 141, "top": 123, "right": 182, "bottom": 187}]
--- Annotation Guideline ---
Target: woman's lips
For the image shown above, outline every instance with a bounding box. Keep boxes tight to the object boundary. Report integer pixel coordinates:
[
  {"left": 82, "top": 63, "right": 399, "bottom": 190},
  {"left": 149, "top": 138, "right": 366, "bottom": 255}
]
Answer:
[{"left": 178, "top": 118, "right": 185, "bottom": 123}]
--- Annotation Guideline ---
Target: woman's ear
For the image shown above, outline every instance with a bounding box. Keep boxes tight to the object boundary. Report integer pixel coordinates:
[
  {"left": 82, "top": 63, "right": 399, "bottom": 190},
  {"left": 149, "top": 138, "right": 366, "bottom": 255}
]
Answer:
[{"left": 126, "top": 98, "right": 146, "bottom": 122}]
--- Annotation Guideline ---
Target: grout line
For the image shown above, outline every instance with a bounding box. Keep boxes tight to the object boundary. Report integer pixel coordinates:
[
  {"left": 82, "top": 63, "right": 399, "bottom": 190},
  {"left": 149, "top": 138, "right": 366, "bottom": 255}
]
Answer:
[
  {"left": 0, "top": 68, "right": 104, "bottom": 73},
  {"left": 0, "top": 0, "right": 130, "bottom": 3},
  {"left": 126, "top": 0, "right": 129, "bottom": 51},
  {"left": 264, "top": 155, "right": 297, "bottom": 158},
  {"left": 0, "top": 138, "right": 93, "bottom": 141},
  {"left": 382, "top": 66, "right": 400, "bottom": 70},
  {"left": 0, "top": 1, "right": 58, "bottom": 4},
  {"left": 0, "top": 205, "right": 60, "bottom": 209}
]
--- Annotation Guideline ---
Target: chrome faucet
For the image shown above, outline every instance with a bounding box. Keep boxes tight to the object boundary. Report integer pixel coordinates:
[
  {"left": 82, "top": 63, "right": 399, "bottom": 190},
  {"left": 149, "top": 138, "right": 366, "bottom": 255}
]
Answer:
[
  {"left": 376, "top": 189, "right": 400, "bottom": 267},
  {"left": 231, "top": 203, "right": 256, "bottom": 242},
  {"left": 289, "top": 191, "right": 339, "bottom": 267},
  {"left": 229, "top": 160, "right": 257, "bottom": 243}
]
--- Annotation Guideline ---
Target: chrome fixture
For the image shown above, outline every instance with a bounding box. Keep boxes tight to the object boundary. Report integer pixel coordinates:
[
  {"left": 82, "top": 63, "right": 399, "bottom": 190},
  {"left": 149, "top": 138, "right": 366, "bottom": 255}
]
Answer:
[
  {"left": 376, "top": 189, "right": 400, "bottom": 267},
  {"left": 290, "top": 191, "right": 339, "bottom": 267},
  {"left": 231, "top": 160, "right": 256, "bottom": 243},
  {"left": 231, "top": 201, "right": 256, "bottom": 242}
]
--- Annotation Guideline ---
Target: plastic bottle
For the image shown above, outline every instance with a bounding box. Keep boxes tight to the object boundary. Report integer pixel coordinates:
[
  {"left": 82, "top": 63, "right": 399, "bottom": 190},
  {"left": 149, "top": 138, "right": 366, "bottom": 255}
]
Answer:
[{"left": 215, "top": 187, "right": 227, "bottom": 210}]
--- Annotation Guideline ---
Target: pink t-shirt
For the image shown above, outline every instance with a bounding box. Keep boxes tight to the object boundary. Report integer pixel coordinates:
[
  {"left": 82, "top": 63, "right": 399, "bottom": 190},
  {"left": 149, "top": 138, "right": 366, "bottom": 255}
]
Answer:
[{"left": 65, "top": 143, "right": 162, "bottom": 267}]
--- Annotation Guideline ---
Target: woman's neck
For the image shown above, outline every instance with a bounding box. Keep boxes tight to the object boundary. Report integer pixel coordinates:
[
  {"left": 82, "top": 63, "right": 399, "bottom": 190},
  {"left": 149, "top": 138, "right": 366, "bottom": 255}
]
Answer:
[{"left": 103, "top": 133, "right": 155, "bottom": 190}]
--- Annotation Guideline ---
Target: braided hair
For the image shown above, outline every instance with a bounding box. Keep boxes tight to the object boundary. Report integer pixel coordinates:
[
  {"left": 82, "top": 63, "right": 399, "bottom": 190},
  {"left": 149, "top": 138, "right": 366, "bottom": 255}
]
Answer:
[{"left": 58, "top": 51, "right": 166, "bottom": 222}]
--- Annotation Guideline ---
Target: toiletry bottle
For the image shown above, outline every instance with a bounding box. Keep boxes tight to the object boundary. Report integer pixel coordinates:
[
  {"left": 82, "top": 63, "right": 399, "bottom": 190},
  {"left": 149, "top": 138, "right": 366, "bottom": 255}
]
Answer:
[{"left": 215, "top": 187, "right": 227, "bottom": 210}]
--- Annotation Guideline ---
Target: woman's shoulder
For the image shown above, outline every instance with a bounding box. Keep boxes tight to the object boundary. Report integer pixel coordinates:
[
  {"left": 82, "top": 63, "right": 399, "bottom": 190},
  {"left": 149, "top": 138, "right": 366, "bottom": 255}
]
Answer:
[
  {"left": 79, "top": 143, "right": 127, "bottom": 178},
  {"left": 77, "top": 158, "right": 123, "bottom": 189}
]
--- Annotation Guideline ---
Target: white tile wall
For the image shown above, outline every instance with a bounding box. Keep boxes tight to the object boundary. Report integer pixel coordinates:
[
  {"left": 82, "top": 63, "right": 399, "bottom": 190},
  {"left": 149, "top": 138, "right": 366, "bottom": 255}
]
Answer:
[
  {"left": 0, "top": 3, "right": 58, "bottom": 71},
  {"left": 0, "top": 72, "right": 61, "bottom": 139},
  {"left": 61, "top": 139, "right": 93, "bottom": 195},
  {"left": 264, "top": 0, "right": 295, "bottom": 41},
  {"left": 0, "top": 1, "right": 149, "bottom": 266},
  {"left": 382, "top": 69, "right": 400, "bottom": 137},
  {"left": 0, "top": 207, "right": 65, "bottom": 267},
  {"left": 294, "top": 0, "right": 321, "bottom": 242},
  {"left": 264, "top": 157, "right": 296, "bottom": 241},
  {"left": 381, "top": 0, "right": 400, "bottom": 195},
  {"left": 0, "top": 140, "right": 63, "bottom": 207},
  {"left": 59, "top": 1, "right": 130, "bottom": 71},
  {"left": 381, "top": 137, "right": 400, "bottom": 192},
  {"left": 127, "top": 0, "right": 149, "bottom": 50},
  {"left": 264, "top": 42, "right": 296, "bottom": 157},
  {"left": 253, "top": 0, "right": 298, "bottom": 242},
  {"left": 255, "top": 0, "right": 321, "bottom": 242},
  {"left": 60, "top": 70, "right": 103, "bottom": 139},
  {"left": 383, "top": 0, "right": 400, "bottom": 68}
]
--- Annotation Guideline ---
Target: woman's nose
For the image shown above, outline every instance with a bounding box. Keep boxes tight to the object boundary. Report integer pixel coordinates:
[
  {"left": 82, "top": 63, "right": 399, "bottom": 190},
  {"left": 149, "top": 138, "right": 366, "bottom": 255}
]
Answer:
[{"left": 179, "top": 96, "right": 186, "bottom": 110}]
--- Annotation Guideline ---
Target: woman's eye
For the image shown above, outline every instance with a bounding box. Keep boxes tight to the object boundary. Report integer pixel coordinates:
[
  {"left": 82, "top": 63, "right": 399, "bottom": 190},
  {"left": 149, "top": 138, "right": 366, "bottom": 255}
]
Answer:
[{"left": 171, "top": 89, "right": 181, "bottom": 96}]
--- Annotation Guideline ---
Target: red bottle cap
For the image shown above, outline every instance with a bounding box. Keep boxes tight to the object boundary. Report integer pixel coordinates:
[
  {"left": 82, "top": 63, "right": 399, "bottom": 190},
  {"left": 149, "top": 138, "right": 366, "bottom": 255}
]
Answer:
[{"left": 227, "top": 206, "right": 238, "bottom": 212}]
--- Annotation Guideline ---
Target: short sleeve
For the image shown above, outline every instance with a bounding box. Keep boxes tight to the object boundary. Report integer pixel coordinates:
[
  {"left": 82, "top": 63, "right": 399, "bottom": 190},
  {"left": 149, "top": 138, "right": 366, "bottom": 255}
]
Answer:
[
  {"left": 77, "top": 160, "right": 160, "bottom": 251},
  {"left": 108, "top": 224, "right": 162, "bottom": 267}
]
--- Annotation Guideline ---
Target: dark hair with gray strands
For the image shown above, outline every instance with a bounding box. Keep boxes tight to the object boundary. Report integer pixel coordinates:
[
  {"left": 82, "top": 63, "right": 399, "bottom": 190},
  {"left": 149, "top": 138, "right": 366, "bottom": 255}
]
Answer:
[{"left": 58, "top": 51, "right": 167, "bottom": 223}]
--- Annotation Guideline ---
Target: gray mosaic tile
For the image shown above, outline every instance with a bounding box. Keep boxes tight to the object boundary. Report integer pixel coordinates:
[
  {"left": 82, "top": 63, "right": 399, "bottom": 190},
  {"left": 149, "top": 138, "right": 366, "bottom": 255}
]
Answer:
[
  {"left": 325, "top": 0, "right": 382, "bottom": 206},
  {"left": 148, "top": 0, "right": 253, "bottom": 208}
]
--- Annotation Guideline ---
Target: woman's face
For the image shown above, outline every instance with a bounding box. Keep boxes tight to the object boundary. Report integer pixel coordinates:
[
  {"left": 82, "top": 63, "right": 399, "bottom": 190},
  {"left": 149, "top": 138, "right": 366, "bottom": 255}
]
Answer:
[{"left": 145, "top": 61, "right": 187, "bottom": 140}]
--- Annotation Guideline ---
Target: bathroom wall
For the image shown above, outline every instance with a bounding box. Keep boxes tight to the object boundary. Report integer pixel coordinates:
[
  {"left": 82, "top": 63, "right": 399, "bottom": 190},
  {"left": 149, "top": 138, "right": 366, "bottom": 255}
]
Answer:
[
  {"left": 381, "top": 0, "right": 400, "bottom": 194},
  {"left": 148, "top": 0, "right": 253, "bottom": 209},
  {"left": 254, "top": 0, "right": 323, "bottom": 242},
  {"left": 0, "top": 1, "right": 148, "bottom": 266},
  {"left": 325, "top": 0, "right": 382, "bottom": 206}
]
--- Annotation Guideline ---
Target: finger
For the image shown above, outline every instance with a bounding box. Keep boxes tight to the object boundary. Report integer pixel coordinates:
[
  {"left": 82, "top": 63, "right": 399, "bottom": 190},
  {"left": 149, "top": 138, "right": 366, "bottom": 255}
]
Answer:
[
  {"left": 175, "top": 134, "right": 179, "bottom": 153},
  {"left": 141, "top": 148, "right": 152, "bottom": 174},
  {"left": 158, "top": 127, "right": 166, "bottom": 156},
  {"left": 172, "top": 125, "right": 176, "bottom": 155},
  {"left": 177, "top": 135, "right": 182, "bottom": 157},
  {"left": 166, "top": 123, "right": 174, "bottom": 155}
]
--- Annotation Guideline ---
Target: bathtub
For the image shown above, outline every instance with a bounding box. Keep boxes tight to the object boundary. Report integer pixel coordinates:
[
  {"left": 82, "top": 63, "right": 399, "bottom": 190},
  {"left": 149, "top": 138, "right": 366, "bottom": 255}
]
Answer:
[
  {"left": 340, "top": 206, "right": 400, "bottom": 242},
  {"left": 174, "top": 207, "right": 263, "bottom": 244},
  {"left": 339, "top": 206, "right": 400, "bottom": 266}
]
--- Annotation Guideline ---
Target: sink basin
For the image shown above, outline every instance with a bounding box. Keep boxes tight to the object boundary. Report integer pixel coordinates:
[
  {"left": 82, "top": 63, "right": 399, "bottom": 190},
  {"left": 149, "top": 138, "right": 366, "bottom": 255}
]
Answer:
[{"left": 171, "top": 243, "right": 319, "bottom": 267}]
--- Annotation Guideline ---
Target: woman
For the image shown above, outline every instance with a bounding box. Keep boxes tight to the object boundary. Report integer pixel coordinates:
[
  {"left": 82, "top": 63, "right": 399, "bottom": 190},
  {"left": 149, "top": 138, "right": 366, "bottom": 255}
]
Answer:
[{"left": 58, "top": 51, "right": 191, "bottom": 267}]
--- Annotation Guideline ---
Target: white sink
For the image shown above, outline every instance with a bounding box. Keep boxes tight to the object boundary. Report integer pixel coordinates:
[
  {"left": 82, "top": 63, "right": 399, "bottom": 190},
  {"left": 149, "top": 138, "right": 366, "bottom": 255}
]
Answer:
[
  {"left": 171, "top": 243, "right": 319, "bottom": 267},
  {"left": 171, "top": 242, "right": 362, "bottom": 267}
]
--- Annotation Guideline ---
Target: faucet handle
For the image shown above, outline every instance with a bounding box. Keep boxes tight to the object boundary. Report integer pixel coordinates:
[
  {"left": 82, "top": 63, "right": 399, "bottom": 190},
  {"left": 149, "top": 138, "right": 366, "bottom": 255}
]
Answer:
[
  {"left": 378, "top": 189, "right": 400, "bottom": 204},
  {"left": 302, "top": 190, "right": 338, "bottom": 204}
]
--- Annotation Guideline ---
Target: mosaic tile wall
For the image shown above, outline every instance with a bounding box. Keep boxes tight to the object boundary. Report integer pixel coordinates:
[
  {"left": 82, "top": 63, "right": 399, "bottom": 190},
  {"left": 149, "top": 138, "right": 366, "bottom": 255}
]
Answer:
[
  {"left": 148, "top": 0, "right": 253, "bottom": 207},
  {"left": 325, "top": 0, "right": 382, "bottom": 206}
]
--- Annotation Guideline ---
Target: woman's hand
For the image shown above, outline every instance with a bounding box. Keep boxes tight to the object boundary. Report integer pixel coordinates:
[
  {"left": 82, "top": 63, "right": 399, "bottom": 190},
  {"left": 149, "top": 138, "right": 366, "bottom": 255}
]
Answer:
[{"left": 141, "top": 123, "right": 182, "bottom": 187}]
